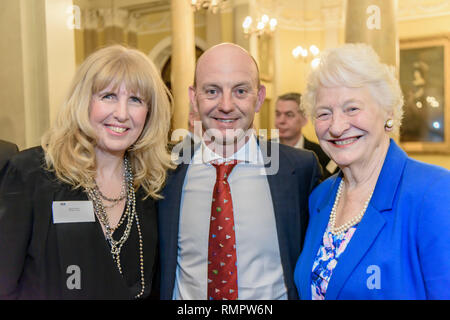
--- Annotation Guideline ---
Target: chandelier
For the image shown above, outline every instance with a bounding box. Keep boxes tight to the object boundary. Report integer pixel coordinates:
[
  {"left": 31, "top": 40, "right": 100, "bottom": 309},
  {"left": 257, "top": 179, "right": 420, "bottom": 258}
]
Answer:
[
  {"left": 242, "top": 14, "right": 277, "bottom": 36},
  {"left": 292, "top": 45, "right": 321, "bottom": 68},
  {"left": 191, "top": 0, "right": 228, "bottom": 14}
]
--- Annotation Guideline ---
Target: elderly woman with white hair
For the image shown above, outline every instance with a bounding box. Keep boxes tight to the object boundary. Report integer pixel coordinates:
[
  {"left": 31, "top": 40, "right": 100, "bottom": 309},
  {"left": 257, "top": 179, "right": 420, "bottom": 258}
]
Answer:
[{"left": 294, "top": 43, "right": 450, "bottom": 300}]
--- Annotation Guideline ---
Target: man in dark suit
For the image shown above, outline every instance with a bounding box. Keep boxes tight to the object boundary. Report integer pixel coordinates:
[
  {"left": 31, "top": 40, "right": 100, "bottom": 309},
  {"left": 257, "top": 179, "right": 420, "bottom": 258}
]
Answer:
[
  {"left": 275, "top": 92, "right": 338, "bottom": 178},
  {"left": 158, "top": 43, "right": 321, "bottom": 300},
  {"left": 0, "top": 139, "right": 19, "bottom": 181}
]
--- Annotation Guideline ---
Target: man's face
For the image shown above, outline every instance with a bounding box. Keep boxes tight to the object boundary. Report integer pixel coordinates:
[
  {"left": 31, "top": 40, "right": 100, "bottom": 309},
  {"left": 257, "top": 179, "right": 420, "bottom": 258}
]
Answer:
[
  {"left": 275, "top": 99, "right": 307, "bottom": 141},
  {"left": 189, "top": 44, "right": 266, "bottom": 146}
]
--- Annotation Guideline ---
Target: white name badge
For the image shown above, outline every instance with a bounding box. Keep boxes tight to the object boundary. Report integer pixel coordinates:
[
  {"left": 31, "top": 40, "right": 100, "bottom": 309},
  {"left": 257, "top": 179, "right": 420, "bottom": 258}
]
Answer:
[{"left": 52, "top": 201, "right": 95, "bottom": 224}]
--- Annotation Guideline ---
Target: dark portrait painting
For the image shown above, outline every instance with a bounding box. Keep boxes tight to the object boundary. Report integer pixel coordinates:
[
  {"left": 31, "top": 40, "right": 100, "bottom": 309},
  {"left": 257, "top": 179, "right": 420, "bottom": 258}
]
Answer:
[{"left": 399, "top": 36, "right": 450, "bottom": 153}]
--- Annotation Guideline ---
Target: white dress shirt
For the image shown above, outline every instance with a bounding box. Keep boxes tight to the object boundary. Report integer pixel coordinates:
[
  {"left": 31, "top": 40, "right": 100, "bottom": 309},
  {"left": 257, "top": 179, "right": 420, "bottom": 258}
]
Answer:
[
  {"left": 173, "top": 135, "right": 287, "bottom": 300},
  {"left": 294, "top": 135, "right": 305, "bottom": 150}
]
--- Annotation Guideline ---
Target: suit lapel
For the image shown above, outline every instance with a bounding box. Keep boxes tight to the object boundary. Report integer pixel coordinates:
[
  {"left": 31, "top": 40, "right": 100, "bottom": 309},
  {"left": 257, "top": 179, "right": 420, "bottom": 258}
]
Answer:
[
  {"left": 159, "top": 137, "right": 198, "bottom": 298},
  {"left": 259, "top": 140, "right": 297, "bottom": 238},
  {"left": 324, "top": 140, "right": 406, "bottom": 299},
  {"left": 324, "top": 206, "right": 386, "bottom": 300},
  {"left": 298, "top": 175, "right": 340, "bottom": 299},
  {"left": 259, "top": 140, "right": 302, "bottom": 298},
  {"left": 162, "top": 136, "right": 198, "bottom": 252}
]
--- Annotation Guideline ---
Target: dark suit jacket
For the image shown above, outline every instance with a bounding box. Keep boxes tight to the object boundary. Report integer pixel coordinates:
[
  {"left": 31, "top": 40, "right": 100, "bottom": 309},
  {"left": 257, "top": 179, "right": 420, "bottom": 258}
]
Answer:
[
  {"left": 0, "top": 140, "right": 19, "bottom": 182},
  {"left": 158, "top": 138, "right": 321, "bottom": 300},
  {"left": 0, "top": 147, "right": 158, "bottom": 299},
  {"left": 303, "top": 138, "right": 338, "bottom": 179}
]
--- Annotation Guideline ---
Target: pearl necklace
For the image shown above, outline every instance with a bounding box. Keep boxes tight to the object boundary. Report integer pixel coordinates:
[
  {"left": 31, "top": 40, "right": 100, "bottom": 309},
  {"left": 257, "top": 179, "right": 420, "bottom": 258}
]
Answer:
[
  {"left": 328, "top": 179, "right": 374, "bottom": 235},
  {"left": 85, "top": 156, "right": 145, "bottom": 299}
]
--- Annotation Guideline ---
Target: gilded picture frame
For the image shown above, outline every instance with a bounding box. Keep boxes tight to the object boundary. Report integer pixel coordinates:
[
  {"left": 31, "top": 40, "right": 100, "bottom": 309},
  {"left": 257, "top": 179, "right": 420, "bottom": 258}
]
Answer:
[{"left": 399, "top": 35, "right": 450, "bottom": 154}]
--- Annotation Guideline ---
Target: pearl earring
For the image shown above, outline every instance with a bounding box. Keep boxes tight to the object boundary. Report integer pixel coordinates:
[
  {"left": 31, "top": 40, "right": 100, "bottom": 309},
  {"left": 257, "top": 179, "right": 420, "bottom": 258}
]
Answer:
[{"left": 385, "top": 119, "right": 394, "bottom": 129}]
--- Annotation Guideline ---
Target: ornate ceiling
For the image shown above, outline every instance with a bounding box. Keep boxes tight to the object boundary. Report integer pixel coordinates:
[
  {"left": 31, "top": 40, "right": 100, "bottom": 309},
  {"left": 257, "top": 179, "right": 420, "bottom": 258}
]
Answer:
[{"left": 80, "top": 0, "right": 450, "bottom": 33}]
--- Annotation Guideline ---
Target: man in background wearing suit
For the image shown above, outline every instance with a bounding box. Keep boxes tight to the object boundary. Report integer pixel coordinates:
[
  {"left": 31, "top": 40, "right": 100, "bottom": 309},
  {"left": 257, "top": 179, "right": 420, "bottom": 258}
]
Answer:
[
  {"left": 0, "top": 139, "right": 19, "bottom": 181},
  {"left": 275, "top": 92, "right": 338, "bottom": 178},
  {"left": 158, "top": 43, "right": 321, "bottom": 300}
]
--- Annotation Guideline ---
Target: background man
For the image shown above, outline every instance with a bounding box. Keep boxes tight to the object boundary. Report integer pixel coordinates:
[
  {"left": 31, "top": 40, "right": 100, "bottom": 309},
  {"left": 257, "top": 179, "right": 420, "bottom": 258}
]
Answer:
[
  {"left": 275, "top": 92, "right": 337, "bottom": 178},
  {"left": 158, "top": 43, "right": 321, "bottom": 300}
]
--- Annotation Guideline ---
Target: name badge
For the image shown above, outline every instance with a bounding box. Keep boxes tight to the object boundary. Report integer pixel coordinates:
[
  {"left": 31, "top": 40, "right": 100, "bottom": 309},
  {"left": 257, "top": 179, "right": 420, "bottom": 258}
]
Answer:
[{"left": 52, "top": 201, "right": 95, "bottom": 224}]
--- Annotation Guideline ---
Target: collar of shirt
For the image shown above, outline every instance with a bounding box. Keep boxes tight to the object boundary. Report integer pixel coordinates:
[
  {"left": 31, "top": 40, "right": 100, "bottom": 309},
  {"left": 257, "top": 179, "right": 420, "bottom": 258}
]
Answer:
[
  {"left": 294, "top": 134, "right": 305, "bottom": 149},
  {"left": 192, "top": 133, "right": 264, "bottom": 165}
]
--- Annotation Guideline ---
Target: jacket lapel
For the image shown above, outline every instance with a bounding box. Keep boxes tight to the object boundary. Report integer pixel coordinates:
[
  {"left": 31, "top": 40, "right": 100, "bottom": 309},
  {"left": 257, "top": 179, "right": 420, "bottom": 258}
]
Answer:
[
  {"left": 259, "top": 139, "right": 302, "bottom": 298},
  {"left": 298, "top": 175, "right": 340, "bottom": 299},
  {"left": 159, "top": 137, "right": 198, "bottom": 298},
  {"left": 259, "top": 139, "right": 297, "bottom": 242},
  {"left": 324, "top": 140, "right": 407, "bottom": 299},
  {"left": 324, "top": 206, "right": 386, "bottom": 300}
]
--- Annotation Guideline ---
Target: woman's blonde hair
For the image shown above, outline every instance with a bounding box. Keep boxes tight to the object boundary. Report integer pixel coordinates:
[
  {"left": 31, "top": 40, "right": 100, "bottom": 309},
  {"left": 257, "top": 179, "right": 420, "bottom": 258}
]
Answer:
[
  {"left": 302, "top": 43, "right": 404, "bottom": 135},
  {"left": 42, "top": 45, "right": 175, "bottom": 199}
]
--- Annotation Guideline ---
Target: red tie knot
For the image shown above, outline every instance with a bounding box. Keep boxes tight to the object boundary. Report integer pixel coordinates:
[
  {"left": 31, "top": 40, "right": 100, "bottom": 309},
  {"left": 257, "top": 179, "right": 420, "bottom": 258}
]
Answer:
[{"left": 211, "top": 160, "right": 239, "bottom": 182}]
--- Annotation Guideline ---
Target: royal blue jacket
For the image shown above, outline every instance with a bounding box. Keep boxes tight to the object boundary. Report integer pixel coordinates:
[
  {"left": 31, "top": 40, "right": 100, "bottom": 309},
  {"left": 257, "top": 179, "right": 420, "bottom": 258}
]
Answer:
[{"left": 294, "top": 140, "right": 450, "bottom": 299}]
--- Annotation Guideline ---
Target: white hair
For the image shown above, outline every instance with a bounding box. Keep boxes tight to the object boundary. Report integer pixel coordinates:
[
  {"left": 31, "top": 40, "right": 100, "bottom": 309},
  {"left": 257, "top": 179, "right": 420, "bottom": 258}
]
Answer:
[{"left": 302, "top": 43, "right": 404, "bottom": 134}]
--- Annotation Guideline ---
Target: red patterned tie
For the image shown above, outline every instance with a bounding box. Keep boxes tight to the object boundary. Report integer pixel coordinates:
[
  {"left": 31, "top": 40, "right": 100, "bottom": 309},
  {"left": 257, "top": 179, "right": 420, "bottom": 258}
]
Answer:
[{"left": 207, "top": 160, "right": 239, "bottom": 300}]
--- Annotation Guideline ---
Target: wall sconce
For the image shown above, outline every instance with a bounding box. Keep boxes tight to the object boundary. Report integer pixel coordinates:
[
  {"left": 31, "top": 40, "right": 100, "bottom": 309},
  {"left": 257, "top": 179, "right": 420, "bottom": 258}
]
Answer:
[
  {"left": 242, "top": 14, "right": 277, "bottom": 36},
  {"left": 292, "top": 45, "right": 320, "bottom": 68}
]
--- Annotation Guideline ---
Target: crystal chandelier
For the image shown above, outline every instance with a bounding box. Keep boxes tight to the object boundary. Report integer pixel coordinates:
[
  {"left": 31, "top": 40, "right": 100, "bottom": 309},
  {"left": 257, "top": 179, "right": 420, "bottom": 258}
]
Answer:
[
  {"left": 292, "top": 45, "right": 321, "bottom": 68},
  {"left": 242, "top": 14, "right": 277, "bottom": 36},
  {"left": 191, "top": 0, "right": 228, "bottom": 14}
]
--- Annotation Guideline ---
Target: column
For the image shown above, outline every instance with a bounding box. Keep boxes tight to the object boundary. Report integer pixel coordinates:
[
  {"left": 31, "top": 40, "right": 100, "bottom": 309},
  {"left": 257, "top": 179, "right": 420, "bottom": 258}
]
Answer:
[
  {"left": 345, "top": 0, "right": 398, "bottom": 67},
  {"left": 102, "top": 8, "right": 127, "bottom": 45},
  {"left": 127, "top": 12, "right": 139, "bottom": 48},
  {"left": 83, "top": 8, "right": 99, "bottom": 58},
  {"left": 170, "top": 0, "right": 196, "bottom": 133},
  {"left": 45, "top": 0, "right": 77, "bottom": 127},
  {"left": 0, "top": 0, "right": 76, "bottom": 149},
  {"left": 321, "top": 2, "right": 342, "bottom": 50}
]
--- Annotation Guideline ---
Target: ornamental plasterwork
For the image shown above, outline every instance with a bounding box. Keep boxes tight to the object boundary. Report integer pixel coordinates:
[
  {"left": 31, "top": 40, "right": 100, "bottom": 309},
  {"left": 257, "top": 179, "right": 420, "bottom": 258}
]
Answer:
[
  {"left": 398, "top": 0, "right": 450, "bottom": 20},
  {"left": 79, "top": 0, "right": 450, "bottom": 33}
]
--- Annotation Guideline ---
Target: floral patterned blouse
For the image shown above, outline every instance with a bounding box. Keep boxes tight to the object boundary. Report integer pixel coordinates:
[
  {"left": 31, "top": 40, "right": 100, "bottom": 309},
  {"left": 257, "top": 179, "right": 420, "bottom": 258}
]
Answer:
[{"left": 311, "top": 222, "right": 358, "bottom": 300}]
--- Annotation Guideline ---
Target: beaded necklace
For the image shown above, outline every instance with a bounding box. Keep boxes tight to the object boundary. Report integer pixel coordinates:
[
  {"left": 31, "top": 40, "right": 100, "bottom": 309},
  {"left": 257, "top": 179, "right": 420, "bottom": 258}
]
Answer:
[
  {"left": 328, "top": 179, "right": 374, "bottom": 235},
  {"left": 85, "top": 156, "right": 145, "bottom": 299}
]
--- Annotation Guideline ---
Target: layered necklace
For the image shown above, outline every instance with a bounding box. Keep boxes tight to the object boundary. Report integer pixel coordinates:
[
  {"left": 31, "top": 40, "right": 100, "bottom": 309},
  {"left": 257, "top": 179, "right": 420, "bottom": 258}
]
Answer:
[
  {"left": 85, "top": 156, "right": 145, "bottom": 299},
  {"left": 328, "top": 179, "right": 374, "bottom": 235}
]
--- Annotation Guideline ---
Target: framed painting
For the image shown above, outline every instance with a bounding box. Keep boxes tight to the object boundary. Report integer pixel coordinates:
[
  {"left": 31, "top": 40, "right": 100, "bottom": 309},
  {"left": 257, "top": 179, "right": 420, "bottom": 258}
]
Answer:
[{"left": 399, "top": 35, "right": 450, "bottom": 153}]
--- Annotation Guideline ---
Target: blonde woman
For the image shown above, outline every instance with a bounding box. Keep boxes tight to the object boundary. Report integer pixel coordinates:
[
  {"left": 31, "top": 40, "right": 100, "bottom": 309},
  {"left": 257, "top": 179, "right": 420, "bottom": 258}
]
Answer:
[{"left": 0, "top": 45, "right": 174, "bottom": 299}]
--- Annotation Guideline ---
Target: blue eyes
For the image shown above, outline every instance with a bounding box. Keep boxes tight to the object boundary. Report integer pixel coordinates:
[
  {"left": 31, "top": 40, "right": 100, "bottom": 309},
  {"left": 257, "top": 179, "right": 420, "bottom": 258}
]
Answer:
[
  {"left": 130, "top": 96, "right": 143, "bottom": 104},
  {"left": 101, "top": 93, "right": 115, "bottom": 100},
  {"left": 100, "top": 93, "right": 143, "bottom": 105}
]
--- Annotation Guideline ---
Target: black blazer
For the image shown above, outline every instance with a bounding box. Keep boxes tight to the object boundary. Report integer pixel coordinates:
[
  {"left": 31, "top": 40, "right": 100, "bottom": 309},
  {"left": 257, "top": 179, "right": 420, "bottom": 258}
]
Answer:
[
  {"left": 0, "top": 140, "right": 19, "bottom": 182},
  {"left": 158, "top": 138, "right": 321, "bottom": 300},
  {"left": 0, "top": 147, "right": 158, "bottom": 299},
  {"left": 303, "top": 137, "right": 338, "bottom": 179}
]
